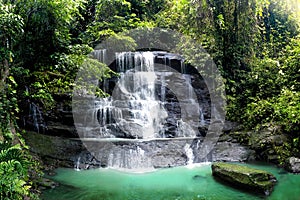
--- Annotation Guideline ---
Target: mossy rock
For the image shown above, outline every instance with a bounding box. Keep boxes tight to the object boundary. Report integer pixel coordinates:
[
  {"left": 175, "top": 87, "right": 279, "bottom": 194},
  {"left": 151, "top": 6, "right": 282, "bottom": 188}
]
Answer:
[
  {"left": 39, "top": 178, "right": 59, "bottom": 189},
  {"left": 211, "top": 162, "right": 277, "bottom": 195},
  {"left": 23, "top": 131, "right": 84, "bottom": 168}
]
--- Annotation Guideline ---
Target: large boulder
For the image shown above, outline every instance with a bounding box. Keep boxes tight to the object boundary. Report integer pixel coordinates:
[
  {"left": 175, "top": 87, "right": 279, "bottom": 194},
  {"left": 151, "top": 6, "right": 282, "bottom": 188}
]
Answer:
[
  {"left": 211, "top": 162, "right": 277, "bottom": 195},
  {"left": 285, "top": 157, "right": 300, "bottom": 173}
]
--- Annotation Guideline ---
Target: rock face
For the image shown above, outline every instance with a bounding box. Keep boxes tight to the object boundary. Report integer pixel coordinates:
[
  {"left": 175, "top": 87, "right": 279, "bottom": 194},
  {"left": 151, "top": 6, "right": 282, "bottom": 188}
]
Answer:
[
  {"left": 229, "top": 124, "right": 291, "bottom": 164},
  {"left": 211, "top": 162, "right": 277, "bottom": 196},
  {"left": 207, "top": 129, "right": 256, "bottom": 163},
  {"left": 25, "top": 131, "right": 255, "bottom": 171},
  {"left": 285, "top": 157, "right": 300, "bottom": 173},
  {"left": 211, "top": 142, "right": 255, "bottom": 162},
  {"left": 24, "top": 131, "right": 190, "bottom": 169},
  {"left": 23, "top": 131, "right": 85, "bottom": 169}
]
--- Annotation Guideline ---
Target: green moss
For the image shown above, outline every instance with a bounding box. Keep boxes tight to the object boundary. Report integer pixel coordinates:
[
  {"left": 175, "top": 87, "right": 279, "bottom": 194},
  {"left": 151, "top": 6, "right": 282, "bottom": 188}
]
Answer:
[
  {"left": 212, "top": 162, "right": 277, "bottom": 195},
  {"left": 213, "top": 162, "right": 271, "bottom": 174},
  {"left": 24, "top": 131, "right": 57, "bottom": 156}
]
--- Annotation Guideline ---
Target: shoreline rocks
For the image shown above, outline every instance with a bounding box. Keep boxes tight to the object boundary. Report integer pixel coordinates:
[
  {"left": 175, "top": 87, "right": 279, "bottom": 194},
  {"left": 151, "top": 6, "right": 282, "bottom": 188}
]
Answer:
[
  {"left": 39, "top": 178, "right": 59, "bottom": 190},
  {"left": 285, "top": 157, "right": 300, "bottom": 173},
  {"left": 211, "top": 162, "right": 277, "bottom": 196}
]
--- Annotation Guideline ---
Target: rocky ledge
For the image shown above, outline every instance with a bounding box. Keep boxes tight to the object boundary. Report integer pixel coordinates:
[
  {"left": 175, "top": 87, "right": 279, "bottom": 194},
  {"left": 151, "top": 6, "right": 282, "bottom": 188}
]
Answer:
[
  {"left": 24, "top": 131, "right": 255, "bottom": 171},
  {"left": 211, "top": 162, "right": 277, "bottom": 196}
]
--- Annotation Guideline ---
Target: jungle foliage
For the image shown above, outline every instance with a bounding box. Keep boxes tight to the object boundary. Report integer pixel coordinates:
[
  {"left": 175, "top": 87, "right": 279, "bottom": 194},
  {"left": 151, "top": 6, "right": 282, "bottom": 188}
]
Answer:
[{"left": 0, "top": 0, "right": 300, "bottom": 198}]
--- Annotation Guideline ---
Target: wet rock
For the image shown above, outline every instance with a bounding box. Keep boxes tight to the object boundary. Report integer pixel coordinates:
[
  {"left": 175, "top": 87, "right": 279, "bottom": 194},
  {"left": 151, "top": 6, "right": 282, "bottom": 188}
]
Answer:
[
  {"left": 285, "top": 157, "right": 300, "bottom": 173},
  {"left": 39, "top": 178, "right": 59, "bottom": 190},
  {"left": 24, "top": 129, "right": 259, "bottom": 171},
  {"left": 73, "top": 151, "right": 102, "bottom": 170},
  {"left": 193, "top": 132, "right": 256, "bottom": 163},
  {"left": 46, "top": 122, "right": 77, "bottom": 137},
  {"left": 222, "top": 121, "right": 240, "bottom": 133},
  {"left": 229, "top": 124, "right": 291, "bottom": 164},
  {"left": 24, "top": 131, "right": 194, "bottom": 170},
  {"left": 192, "top": 175, "right": 206, "bottom": 180},
  {"left": 23, "top": 131, "right": 85, "bottom": 168},
  {"left": 212, "top": 142, "right": 255, "bottom": 162},
  {"left": 212, "top": 162, "right": 277, "bottom": 195},
  {"left": 89, "top": 139, "right": 190, "bottom": 169},
  {"left": 47, "top": 171, "right": 56, "bottom": 176}
]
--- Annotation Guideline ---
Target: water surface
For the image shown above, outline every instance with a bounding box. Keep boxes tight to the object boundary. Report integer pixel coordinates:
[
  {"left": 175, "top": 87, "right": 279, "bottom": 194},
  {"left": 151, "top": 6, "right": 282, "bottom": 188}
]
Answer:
[{"left": 42, "top": 163, "right": 300, "bottom": 200}]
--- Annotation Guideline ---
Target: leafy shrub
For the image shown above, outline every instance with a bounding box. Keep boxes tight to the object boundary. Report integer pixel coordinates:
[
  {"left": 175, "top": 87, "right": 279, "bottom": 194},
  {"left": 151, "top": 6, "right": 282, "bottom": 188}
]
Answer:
[{"left": 0, "top": 142, "right": 38, "bottom": 200}]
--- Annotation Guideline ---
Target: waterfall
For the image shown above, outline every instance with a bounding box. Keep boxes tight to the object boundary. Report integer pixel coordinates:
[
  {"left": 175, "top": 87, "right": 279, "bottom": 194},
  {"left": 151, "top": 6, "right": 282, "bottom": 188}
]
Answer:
[
  {"left": 94, "top": 49, "right": 109, "bottom": 93},
  {"left": 181, "top": 60, "right": 186, "bottom": 74},
  {"left": 184, "top": 144, "right": 194, "bottom": 166},
  {"left": 107, "top": 145, "right": 153, "bottom": 171},
  {"left": 93, "top": 49, "right": 107, "bottom": 63},
  {"left": 96, "top": 51, "right": 173, "bottom": 139},
  {"left": 90, "top": 51, "right": 208, "bottom": 139},
  {"left": 28, "top": 102, "right": 46, "bottom": 133},
  {"left": 199, "top": 107, "right": 205, "bottom": 126},
  {"left": 74, "top": 50, "right": 212, "bottom": 170},
  {"left": 183, "top": 74, "right": 193, "bottom": 99},
  {"left": 176, "top": 119, "right": 197, "bottom": 138},
  {"left": 75, "top": 156, "right": 81, "bottom": 171},
  {"left": 97, "top": 98, "right": 113, "bottom": 137}
]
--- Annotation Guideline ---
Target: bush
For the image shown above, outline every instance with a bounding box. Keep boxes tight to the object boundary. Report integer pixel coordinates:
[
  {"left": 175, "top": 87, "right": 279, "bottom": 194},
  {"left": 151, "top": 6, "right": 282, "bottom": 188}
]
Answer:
[{"left": 0, "top": 142, "right": 39, "bottom": 200}]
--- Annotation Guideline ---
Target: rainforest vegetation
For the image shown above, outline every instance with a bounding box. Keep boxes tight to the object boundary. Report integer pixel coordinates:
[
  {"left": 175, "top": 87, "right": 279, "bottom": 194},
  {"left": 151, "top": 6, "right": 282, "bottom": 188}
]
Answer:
[{"left": 0, "top": 0, "right": 300, "bottom": 199}]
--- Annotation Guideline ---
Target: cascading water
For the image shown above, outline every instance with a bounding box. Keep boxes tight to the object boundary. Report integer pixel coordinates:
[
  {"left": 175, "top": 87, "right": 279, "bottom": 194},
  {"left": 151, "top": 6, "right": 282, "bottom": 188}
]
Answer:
[
  {"left": 25, "top": 102, "right": 46, "bottom": 134},
  {"left": 111, "top": 51, "right": 167, "bottom": 139},
  {"left": 74, "top": 49, "right": 212, "bottom": 171},
  {"left": 184, "top": 144, "right": 194, "bottom": 166},
  {"left": 93, "top": 51, "right": 207, "bottom": 139},
  {"left": 75, "top": 156, "right": 81, "bottom": 171},
  {"left": 107, "top": 145, "right": 153, "bottom": 171}
]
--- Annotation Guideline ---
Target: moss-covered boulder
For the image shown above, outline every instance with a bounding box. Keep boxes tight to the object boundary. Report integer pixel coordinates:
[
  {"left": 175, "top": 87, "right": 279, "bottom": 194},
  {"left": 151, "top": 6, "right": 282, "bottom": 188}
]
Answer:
[{"left": 211, "top": 162, "right": 277, "bottom": 195}]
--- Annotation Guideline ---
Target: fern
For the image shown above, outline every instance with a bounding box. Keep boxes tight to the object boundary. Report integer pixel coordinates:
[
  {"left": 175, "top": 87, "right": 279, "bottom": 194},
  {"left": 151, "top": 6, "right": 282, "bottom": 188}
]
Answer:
[
  {"left": 0, "top": 142, "right": 31, "bottom": 200},
  {"left": 0, "top": 143, "right": 27, "bottom": 172}
]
